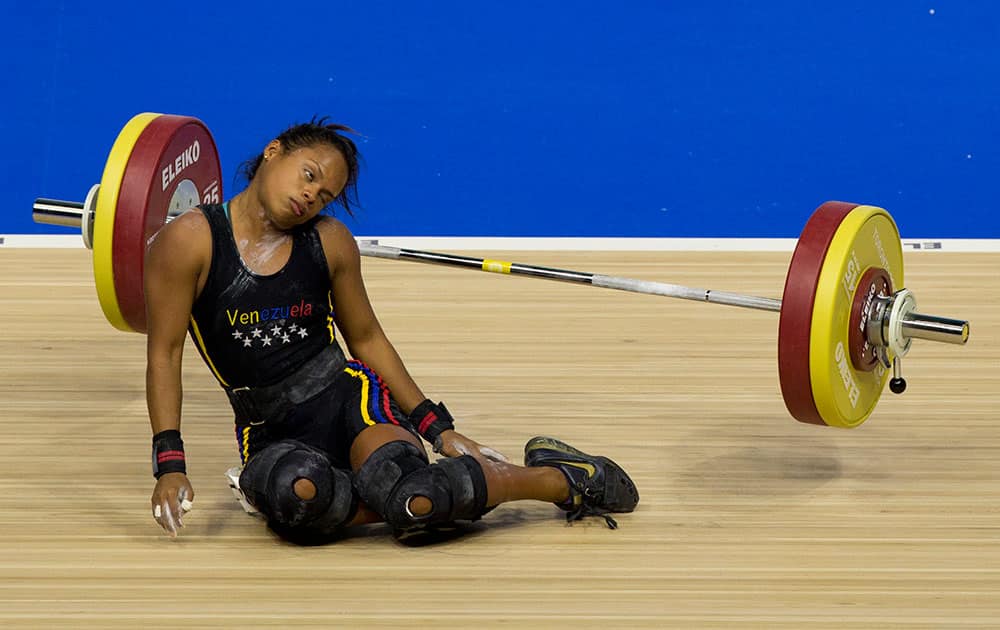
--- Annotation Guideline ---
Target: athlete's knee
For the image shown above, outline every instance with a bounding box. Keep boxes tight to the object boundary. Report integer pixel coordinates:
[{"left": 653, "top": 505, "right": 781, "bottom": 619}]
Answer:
[
  {"left": 293, "top": 478, "right": 317, "bottom": 500},
  {"left": 354, "top": 440, "right": 489, "bottom": 530},
  {"left": 349, "top": 422, "right": 424, "bottom": 471},
  {"left": 240, "top": 440, "right": 358, "bottom": 542}
]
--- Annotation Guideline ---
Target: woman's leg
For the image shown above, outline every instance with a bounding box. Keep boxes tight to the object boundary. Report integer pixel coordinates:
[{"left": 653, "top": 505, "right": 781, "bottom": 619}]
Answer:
[
  {"left": 349, "top": 424, "right": 570, "bottom": 511},
  {"left": 339, "top": 361, "right": 635, "bottom": 528}
]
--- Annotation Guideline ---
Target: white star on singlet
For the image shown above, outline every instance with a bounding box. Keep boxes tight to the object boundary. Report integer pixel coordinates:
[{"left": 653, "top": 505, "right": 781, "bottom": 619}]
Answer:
[
  {"left": 243, "top": 337, "right": 253, "bottom": 348},
  {"left": 270, "top": 325, "right": 282, "bottom": 336},
  {"left": 251, "top": 328, "right": 262, "bottom": 338},
  {"left": 232, "top": 330, "right": 243, "bottom": 340},
  {"left": 297, "top": 327, "right": 309, "bottom": 338},
  {"left": 281, "top": 333, "right": 291, "bottom": 344},
  {"left": 261, "top": 336, "right": 272, "bottom": 347},
  {"left": 288, "top": 324, "right": 299, "bottom": 334}
]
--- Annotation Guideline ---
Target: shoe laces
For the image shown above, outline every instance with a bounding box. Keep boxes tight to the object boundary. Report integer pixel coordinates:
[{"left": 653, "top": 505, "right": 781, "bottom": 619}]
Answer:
[{"left": 565, "top": 504, "right": 618, "bottom": 530}]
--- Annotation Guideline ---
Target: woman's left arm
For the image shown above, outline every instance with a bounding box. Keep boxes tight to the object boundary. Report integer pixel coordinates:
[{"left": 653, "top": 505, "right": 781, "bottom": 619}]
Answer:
[
  {"left": 322, "top": 220, "right": 424, "bottom": 411},
  {"left": 319, "top": 220, "right": 507, "bottom": 461}
]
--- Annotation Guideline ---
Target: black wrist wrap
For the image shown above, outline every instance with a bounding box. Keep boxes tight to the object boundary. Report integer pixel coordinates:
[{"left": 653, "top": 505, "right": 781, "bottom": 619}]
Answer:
[
  {"left": 408, "top": 399, "right": 456, "bottom": 444},
  {"left": 152, "top": 429, "right": 186, "bottom": 479}
]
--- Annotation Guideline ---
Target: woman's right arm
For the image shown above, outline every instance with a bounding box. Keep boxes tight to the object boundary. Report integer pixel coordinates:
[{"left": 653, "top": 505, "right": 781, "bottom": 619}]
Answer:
[{"left": 143, "top": 210, "right": 211, "bottom": 537}]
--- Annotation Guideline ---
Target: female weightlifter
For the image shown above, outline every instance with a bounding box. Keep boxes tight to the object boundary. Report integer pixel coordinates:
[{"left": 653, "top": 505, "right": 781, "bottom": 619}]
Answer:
[{"left": 144, "top": 118, "right": 638, "bottom": 543}]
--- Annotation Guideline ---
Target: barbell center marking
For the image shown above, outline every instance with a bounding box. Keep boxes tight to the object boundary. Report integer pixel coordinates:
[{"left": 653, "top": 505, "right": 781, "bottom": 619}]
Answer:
[{"left": 482, "top": 259, "right": 512, "bottom": 274}]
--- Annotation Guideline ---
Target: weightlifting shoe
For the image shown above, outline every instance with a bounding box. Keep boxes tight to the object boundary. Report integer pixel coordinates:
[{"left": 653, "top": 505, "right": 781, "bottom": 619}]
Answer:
[
  {"left": 224, "top": 467, "right": 260, "bottom": 516},
  {"left": 524, "top": 436, "right": 639, "bottom": 528}
]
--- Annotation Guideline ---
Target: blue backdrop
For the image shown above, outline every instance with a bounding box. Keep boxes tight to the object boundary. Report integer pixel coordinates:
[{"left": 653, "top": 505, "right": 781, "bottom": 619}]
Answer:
[{"left": 4, "top": 1, "right": 998, "bottom": 238}]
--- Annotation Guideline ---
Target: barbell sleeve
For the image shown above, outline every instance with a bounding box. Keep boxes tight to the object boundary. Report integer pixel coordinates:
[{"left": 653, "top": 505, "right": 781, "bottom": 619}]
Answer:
[
  {"left": 33, "top": 198, "right": 84, "bottom": 228},
  {"left": 899, "top": 312, "right": 969, "bottom": 345}
]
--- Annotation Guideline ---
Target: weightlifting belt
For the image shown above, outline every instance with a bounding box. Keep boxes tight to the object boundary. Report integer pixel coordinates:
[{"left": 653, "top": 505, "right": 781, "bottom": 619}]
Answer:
[{"left": 224, "top": 343, "right": 347, "bottom": 425}]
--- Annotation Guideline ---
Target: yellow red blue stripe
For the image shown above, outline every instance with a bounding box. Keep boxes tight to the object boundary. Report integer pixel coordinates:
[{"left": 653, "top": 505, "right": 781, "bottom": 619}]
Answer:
[
  {"left": 238, "top": 425, "right": 252, "bottom": 465},
  {"left": 344, "top": 360, "right": 398, "bottom": 427}
]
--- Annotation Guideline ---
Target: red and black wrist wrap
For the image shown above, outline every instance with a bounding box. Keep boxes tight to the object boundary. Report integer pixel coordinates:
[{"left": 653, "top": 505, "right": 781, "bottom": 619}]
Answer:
[
  {"left": 152, "top": 429, "right": 186, "bottom": 479},
  {"left": 408, "top": 399, "right": 455, "bottom": 444}
]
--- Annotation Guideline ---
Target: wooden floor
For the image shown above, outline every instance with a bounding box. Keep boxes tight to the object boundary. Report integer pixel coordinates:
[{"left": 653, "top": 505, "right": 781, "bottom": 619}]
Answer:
[{"left": 0, "top": 247, "right": 997, "bottom": 628}]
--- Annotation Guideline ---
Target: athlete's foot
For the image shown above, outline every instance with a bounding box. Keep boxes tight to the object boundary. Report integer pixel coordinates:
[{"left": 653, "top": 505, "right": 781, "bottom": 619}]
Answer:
[{"left": 523, "top": 436, "right": 639, "bottom": 529}]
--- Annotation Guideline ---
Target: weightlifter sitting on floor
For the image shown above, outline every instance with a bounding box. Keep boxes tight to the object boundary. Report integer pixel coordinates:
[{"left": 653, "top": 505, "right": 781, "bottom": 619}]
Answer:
[{"left": 144, "top": 117, "right": 639, "bottom": 543}]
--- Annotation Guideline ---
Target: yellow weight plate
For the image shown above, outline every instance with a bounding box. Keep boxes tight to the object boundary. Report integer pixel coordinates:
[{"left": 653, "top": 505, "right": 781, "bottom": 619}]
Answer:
[
  {"left": 92, "top": 113, "right": 160, "bottom": 331},
  {"left": 808, "top": 205, "right": 904, "bottom": 428}
]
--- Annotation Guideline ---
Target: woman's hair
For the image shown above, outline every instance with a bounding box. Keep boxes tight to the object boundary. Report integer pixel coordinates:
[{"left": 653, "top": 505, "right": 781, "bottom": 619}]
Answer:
[{"left": 239, "top": 117, "right": 362, "bottom": 216}]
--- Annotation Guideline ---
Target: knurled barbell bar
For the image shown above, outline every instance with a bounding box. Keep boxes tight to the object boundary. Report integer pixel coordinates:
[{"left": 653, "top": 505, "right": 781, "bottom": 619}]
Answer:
[{"left": 33, "top": 113, "right": 970, "bottom": 429}]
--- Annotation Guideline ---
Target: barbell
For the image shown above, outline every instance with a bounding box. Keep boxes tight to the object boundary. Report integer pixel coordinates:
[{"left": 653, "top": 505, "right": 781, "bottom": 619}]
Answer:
[{"left": 33, "top": 112, "right": 970, "bottom": 429}]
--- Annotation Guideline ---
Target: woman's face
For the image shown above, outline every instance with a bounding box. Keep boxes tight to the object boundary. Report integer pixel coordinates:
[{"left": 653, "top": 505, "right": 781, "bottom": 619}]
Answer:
[{"left": 255, "top": 141, "right": 349, "bottom": 230}]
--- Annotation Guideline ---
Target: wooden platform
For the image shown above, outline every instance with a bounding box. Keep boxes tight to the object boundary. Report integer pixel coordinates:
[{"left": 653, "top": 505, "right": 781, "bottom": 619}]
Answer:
[{"left": 0, "top": 248, "right": 996, "bottom": 628}]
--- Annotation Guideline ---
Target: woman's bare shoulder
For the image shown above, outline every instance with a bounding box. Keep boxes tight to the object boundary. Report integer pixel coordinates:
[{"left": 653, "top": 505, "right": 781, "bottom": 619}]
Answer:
[
  {"left": 147, "top": 207, "right": 212, "bottom": 268},
  {"left": 314, "top": 216, "right": 360, "bottom": 262}
]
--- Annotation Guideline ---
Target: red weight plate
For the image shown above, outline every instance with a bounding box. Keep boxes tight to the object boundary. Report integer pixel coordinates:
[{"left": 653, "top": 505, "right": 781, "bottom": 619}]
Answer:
[
  {"left": 848, "top": 267, "right": 892, "bottom": 372},
  {"left": 777, "top": 201, "right": 859, "bottom": 426},
  {"left": 113, "top": 116, "right": 222, "bottom": 332}
]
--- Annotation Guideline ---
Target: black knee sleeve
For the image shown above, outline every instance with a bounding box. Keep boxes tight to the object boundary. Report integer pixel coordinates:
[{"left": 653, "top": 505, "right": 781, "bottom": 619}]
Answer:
[
  {"left": 240, "top": 440, "right": 358, "bottom": 539},
  {"left": 354, "top": 440, "right": 489, "bottom": 530}
]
